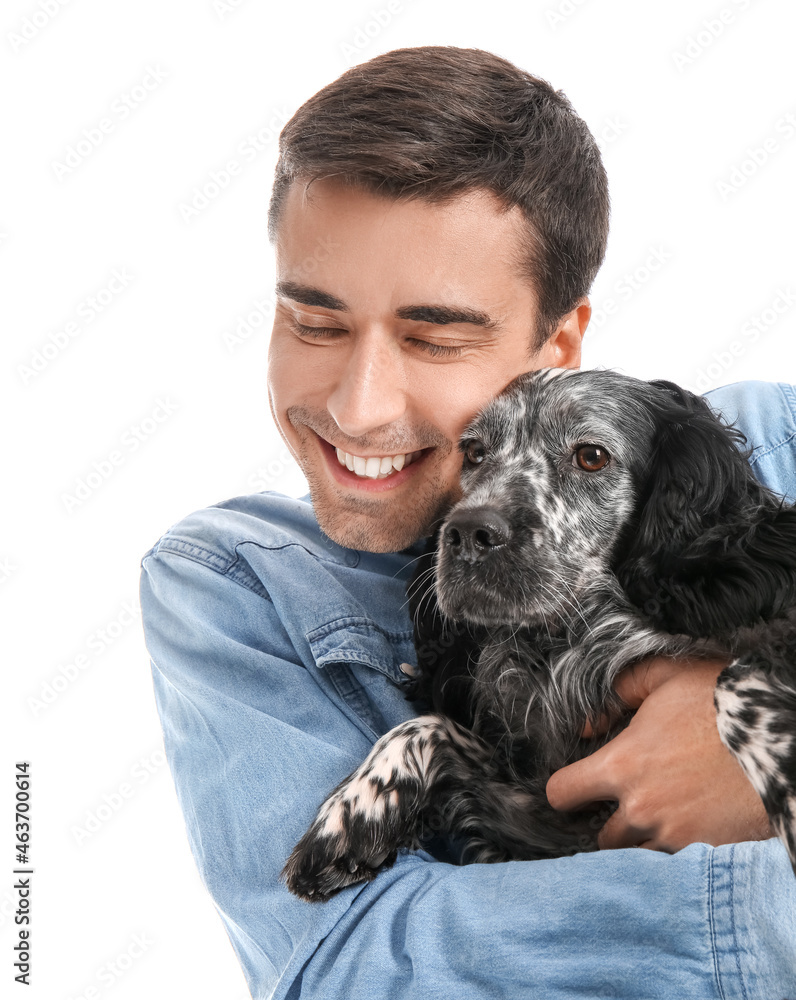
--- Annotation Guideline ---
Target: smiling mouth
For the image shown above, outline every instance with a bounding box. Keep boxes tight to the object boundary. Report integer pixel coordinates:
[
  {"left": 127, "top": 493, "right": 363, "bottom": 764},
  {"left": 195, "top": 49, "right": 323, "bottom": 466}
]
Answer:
[
  {"left": 332, "top": 446, "right": 426, "bottom": 480},
  {"left": 312, "top": 431, "right": 434, "bottom": 491}
]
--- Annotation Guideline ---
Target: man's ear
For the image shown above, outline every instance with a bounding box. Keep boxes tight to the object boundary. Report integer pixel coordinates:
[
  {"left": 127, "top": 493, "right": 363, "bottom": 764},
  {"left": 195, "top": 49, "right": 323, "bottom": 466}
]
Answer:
[
  {"left": 613, "top": 380, "right": 796, "bottom": 636},
  {"left": 534, "top": 299, "right": 589, "bottom": 370}
]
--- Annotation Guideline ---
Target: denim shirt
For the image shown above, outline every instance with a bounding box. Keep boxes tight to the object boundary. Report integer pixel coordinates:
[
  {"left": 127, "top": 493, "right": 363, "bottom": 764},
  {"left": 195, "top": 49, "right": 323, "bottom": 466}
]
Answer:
[{"left": 140, "top": 380, "right": 796, "bottom": 1000}]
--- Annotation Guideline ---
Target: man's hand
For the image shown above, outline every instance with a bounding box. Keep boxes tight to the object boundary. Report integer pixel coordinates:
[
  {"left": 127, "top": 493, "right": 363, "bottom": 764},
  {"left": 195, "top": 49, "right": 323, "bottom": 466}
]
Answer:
[{"left": 545, "top": 657, "right": 774, "bottom": 852}]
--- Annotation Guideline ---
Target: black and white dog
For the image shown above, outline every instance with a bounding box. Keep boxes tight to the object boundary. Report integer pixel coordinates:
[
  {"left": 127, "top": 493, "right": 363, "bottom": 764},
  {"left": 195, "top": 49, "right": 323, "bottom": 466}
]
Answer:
[{"left": 283, "top": 368, "right": 796, "bottom": 902}]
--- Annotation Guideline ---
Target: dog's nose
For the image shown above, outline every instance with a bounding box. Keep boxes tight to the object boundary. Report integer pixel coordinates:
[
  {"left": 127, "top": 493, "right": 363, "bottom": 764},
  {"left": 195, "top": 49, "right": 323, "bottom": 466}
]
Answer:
[{"left": 444, "top": 508, "right": 511, "bottom": 562}]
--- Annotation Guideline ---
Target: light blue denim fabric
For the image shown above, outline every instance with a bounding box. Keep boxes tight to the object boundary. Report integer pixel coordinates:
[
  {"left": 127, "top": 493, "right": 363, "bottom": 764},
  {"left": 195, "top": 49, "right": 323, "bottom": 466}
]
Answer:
[
  {"left": 704, "top": 380, "right": 796, "bottom": 503},
  {"left": 140, "top": 380, "right": 796, "bottom": 1000}
]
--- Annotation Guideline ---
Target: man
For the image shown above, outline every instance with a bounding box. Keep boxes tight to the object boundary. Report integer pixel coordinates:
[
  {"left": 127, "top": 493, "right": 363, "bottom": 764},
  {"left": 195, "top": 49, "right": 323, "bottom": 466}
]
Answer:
[{"left": 140, "top": 47, "right": 796, "bottom": 998}]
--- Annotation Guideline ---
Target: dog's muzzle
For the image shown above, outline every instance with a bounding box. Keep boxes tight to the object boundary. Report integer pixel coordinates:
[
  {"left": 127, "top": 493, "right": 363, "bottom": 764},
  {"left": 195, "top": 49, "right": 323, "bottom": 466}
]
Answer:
[{"left": 443, "top": 507, "right": 511, "bottom": 564}]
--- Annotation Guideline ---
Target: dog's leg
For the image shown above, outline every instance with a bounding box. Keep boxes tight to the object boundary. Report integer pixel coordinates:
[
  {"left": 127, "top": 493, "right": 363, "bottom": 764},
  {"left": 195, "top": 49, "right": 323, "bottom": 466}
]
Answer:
[
  {"left": 282, "top": 714, "right": 485, "bottom": 901},
  {"left": 281, "top": 713, "right": 563, "bottom": 901},
  {"left": 714, "top": 658, "right": 796, "bottom": 873}
]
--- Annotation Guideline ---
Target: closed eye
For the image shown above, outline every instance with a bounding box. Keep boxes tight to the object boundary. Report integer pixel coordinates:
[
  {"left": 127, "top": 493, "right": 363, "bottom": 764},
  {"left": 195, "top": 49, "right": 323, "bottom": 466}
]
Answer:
[
  {"left": 287, "top": 317, "right": 467, "bottom": 358},
  {"left": 290, "top": 319, "right": 345, "bottom": 339}
]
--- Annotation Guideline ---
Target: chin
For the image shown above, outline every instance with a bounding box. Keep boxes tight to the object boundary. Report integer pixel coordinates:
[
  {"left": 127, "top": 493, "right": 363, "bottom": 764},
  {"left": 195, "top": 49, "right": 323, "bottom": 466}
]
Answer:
[
  {"left": 436, "top": 588, "right": 512, "bottom": 627},
  {"left": 305, "top": 458, "right": 459, "bottom": 554},
  {"left": 312, "top": 495, "right": 427, "bottom": 553},
  {"left": 436, "top": 576, "right": 553, "bottom": 628}
]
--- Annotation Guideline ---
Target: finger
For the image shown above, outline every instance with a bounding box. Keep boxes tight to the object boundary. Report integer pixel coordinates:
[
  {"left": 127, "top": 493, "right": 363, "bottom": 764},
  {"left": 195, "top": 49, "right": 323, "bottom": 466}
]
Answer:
[
  {"left": 546, "top": 751, "right": 620, "bottom": 812},
  {"left": 610, "top": 661, "right": 658, "bottom": 709},
  {"left": 612, "top": 655, "right": 731, "bottom": 707},
  {"left": 596, "top": 807, "right": 654, "bottom": 851},
  {"left": 611, "top": 656, "right": 685, "bottom": 708},
  {"left": 581, "top": 714, "right": 610, "bottom": 738},
  {"left": 580, "top": 661, "right": 668, "bottom": 736},
  {"left": 581, "top": 700, "right": 635, "bottom": 738}
]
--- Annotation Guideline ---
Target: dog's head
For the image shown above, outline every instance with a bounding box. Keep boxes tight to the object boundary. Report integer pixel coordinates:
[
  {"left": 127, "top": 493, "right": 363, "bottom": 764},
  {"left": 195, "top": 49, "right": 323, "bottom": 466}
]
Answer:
[{"left": 434, "top": 368, "right": 796, "bottom": 636}]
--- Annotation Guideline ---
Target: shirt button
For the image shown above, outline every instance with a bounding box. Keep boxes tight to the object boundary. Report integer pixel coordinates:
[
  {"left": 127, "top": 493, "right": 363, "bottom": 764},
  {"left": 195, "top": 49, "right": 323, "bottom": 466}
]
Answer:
[{"left": 344, "top": 551, "right": 359, "bottom": 567}]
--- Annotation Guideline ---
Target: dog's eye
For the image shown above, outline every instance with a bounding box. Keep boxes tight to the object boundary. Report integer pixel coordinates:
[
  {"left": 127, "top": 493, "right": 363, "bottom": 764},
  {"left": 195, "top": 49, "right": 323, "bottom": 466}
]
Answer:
[
  {"left": 464, "top": 439, "right": 486, "bottom": 465},
  {"left": 574, "top": 444, "right": 610, "bottom": 471}
]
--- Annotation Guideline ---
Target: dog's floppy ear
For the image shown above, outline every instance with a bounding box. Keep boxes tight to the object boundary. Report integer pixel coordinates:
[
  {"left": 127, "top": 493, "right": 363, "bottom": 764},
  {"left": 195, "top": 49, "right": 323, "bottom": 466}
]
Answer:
[{"left": 614, "top": 380, "right": 796, "bottom": 636}]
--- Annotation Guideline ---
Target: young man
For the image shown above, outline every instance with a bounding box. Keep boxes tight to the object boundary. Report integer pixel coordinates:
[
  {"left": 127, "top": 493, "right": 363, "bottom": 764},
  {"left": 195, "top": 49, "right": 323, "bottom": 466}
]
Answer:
[{"left": 140, "top": 47, "right": 796, "bottom": 998}]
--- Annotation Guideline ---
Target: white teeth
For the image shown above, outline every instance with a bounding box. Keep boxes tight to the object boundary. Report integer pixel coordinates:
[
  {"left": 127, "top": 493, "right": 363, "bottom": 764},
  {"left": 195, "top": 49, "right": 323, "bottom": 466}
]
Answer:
[{"left": 334, "top": 447, "right": 420, "bottom": 479}]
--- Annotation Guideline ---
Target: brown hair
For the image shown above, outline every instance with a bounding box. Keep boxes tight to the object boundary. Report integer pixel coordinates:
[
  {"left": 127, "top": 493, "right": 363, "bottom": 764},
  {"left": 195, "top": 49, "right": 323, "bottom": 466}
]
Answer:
[{"left": 268, "top": 46, "right": 609, "bottom": 350}]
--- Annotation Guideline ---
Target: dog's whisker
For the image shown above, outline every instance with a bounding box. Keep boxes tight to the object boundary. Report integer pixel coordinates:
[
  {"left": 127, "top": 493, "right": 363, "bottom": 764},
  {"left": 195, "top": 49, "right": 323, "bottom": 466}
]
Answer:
[
  {"left": 542, "top": 570, "right": 594, "bottom": 636},
  {"left": 389, "top": 550, "right": 434, "bottom": 579},
  {"left": 401, "top": 565, "right": 438, "bottom": 615}
]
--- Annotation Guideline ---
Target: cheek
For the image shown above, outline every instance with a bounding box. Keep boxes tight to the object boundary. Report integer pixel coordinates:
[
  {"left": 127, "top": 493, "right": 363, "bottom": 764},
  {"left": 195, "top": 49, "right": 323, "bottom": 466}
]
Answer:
[
  {"left": 414, "top": 367, "right": 504, "bottom": 448},
  {"left": 560, "top": 483, "right": 634, "bottom": 551},
  {"left": 267, "top": 328, "right": 332, "bottom": 406},
  {"left": 266, "top": 327, "right": 293, "bottom": 388},
  {"left": 266, "top": 332, "right": 325, "bottom": 454}
]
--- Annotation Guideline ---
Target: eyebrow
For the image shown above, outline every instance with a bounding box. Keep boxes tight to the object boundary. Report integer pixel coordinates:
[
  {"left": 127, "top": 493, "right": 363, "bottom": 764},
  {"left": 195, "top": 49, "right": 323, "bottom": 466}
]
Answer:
[
  {"left": 395, "top": 304, "right": 498, "bottom": 330},
  {"left": 276, "top": 281, "right": 346, "bottom": 311},
  {"left": 276, "top": 281, "right": 500, "bottom": 330}
]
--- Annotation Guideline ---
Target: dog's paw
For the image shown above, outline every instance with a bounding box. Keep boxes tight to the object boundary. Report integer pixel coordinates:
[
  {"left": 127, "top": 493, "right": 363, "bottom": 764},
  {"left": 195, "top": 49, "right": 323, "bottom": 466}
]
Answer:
[
  {"left": 281, "top": 771, "right": 420, "bottom": 902},
  {"left": 281, "top": 829, "right": 397, "bottom": 903}
]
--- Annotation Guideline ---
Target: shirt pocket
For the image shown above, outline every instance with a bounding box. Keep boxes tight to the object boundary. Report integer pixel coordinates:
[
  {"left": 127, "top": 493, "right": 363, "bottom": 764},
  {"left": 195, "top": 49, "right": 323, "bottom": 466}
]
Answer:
[{"left": 306, "top": 617, "right": 419, "bottom": 740}]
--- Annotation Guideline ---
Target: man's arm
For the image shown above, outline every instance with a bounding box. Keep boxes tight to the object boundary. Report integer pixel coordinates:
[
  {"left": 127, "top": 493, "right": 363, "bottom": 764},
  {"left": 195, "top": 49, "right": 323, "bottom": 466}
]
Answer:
[
  {"left": 140, "top": 492, "right": 796, "bottom": 999},
  {"left": 547, "top": 656, "right": 774, "bottom": 850}
]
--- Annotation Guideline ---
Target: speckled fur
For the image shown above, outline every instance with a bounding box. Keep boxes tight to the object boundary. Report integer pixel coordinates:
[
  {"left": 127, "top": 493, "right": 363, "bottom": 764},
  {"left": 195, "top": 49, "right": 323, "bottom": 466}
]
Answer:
[{"left": 283, "top": 368, "right": 796, "bottom": 902}]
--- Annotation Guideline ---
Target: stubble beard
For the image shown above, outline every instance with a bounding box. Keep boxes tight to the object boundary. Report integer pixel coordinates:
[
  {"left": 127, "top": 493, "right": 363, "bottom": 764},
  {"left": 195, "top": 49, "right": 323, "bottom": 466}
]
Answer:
[{"left": 298, "top": 436, "right": 460, "bottom": 552}]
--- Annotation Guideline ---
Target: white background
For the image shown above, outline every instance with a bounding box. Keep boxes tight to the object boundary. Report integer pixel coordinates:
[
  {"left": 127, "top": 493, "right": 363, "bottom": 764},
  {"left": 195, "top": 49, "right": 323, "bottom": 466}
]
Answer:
[{"left": 3, "top": 0, "right": 795, "bottom": 997}]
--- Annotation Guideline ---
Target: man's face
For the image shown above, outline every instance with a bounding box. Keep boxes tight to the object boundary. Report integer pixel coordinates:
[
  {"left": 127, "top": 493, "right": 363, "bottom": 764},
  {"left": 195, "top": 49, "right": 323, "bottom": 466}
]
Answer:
[{"left": 267, "top": 178, "right": 588, "bottom": 552}]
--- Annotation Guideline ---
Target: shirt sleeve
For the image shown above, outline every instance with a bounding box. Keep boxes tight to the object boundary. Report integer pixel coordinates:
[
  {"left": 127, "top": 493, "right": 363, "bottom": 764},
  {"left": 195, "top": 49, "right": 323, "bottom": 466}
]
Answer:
[
  {"left": 140, "top": 540, "right": 796, "bottom": 1000},
  {"left": 704, "top": 380, "right": 796, "bottom": 502}
]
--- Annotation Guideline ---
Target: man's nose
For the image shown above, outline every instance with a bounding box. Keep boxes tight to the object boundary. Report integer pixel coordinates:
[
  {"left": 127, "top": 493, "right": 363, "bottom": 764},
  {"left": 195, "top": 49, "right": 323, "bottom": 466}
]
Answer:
[{"left": 326, "top": 333, "right": 407, "bottom": 438}]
